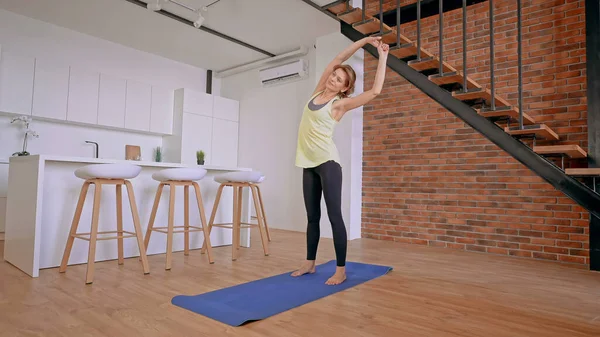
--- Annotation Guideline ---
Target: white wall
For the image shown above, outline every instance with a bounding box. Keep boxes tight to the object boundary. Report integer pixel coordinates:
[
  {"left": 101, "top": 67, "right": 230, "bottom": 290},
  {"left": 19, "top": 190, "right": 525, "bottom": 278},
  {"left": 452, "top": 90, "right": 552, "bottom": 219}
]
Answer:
[
  {"left": 0, "top": 9, "right": 208, "bottom": 232},
  {"left": 221, "top": 32, "right": 364, "bottom": 241}
]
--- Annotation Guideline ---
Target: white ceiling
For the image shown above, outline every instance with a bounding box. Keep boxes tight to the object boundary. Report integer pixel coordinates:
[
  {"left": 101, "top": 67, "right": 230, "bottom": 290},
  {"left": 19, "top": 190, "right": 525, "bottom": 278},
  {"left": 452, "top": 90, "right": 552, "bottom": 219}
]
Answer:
[{"left": 0, "top": 0, "right": 340, "bottom": 72}]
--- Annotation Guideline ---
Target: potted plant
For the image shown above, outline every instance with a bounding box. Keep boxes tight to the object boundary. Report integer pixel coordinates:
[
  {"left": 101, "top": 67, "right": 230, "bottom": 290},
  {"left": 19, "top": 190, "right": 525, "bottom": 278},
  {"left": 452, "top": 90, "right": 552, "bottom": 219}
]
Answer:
[
  {"left": 154, "top": 146, "right": 162, "bottom": 162},
  {"left": 196, "top": 150, "right": 205, "bottom": 165},
  {"left": 10, "top": 115, "right": 39, "bottom": 156}
]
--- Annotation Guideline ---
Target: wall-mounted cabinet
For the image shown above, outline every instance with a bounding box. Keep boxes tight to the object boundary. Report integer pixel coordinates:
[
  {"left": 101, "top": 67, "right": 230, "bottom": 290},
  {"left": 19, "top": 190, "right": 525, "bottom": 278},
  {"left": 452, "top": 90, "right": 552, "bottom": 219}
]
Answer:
[
  {"left": 97, "top": 73, "right": 126, "bottom": 128},
  {"left": 67, "top": 66, "right": 100, "bottom": 125},
  {"left": 0, "top": 48, "right": 174, "bottom": 136},
  {"left": 163, "top": 88, "right": 239, "bottom": 167},
  {"left": 0, "top": 50, "right": 35, "bottom": 115},
  {"left": 32, "top": 57, "right": 69, "bottom": 120},
  {"left": 124, "top": 80, "right": 152, "bottom": 132},
  {"left": 150, "top": 85, "right": 174, "bottom": 135}
]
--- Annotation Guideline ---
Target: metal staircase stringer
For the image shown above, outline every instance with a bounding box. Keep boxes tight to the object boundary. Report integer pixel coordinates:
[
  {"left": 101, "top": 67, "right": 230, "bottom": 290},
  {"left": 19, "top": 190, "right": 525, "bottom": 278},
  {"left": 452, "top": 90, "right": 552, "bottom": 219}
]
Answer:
[{"left": 340, "top": 20, "right": 600, "bottom": 220}]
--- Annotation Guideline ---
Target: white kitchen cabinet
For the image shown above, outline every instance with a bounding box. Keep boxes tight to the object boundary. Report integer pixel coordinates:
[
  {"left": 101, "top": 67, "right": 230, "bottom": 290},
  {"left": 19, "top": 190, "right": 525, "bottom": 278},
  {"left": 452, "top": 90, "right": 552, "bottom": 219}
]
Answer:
[
  {"left": 166, "top": 89, "right": 240, "bottom": 167},
  {"left": 125, "top": 80, "right": 151, "bottom": 132},
  {"left": 0, "top": 50, "right": 35, "bottom": 115},
  {"left": 211, "top": 118, "right": 238, "bottom": 168},
  {"left": 0, "top": 163, "right": 8, "bottom": 198},
  {"left": 67, "top": 66, "right": 100, "bottom": 124},
  {"left": 180, "top": 88, "right": 213, "bottom": 117},
  {"left": 97, "top": 74, "right": 126, "bottom": 128},
  {"left": 0, "top": 197, "right": 6, "bottom": 232},
  {"left": 213, "top": 95, "right": 239, "bottom": 122},
  {"left": 0, "top": 163, "right": 8, "bottom": 232},
  {"left": 181, "top": 112, "right": 212, "bottom": 165},
  {"left": 150, "top": 86, "right": 174, "bottom": 135},
  {"left": 32, "top": 57, "right": 69, "bottom": 120}
]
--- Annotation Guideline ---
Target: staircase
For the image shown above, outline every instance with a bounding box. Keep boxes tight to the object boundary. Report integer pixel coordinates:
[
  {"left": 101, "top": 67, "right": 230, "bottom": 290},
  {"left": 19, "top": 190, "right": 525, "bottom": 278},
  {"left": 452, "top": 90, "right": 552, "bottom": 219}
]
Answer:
[{"left": 313, "top": 1, "right": 600, "bottom": 219}]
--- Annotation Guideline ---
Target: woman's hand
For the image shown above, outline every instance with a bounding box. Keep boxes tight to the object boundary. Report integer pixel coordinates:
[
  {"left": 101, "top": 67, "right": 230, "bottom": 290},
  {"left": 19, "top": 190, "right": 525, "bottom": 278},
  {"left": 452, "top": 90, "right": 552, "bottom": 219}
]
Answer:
[
  {"left": 378, "top": 43, "right": 390, "bottom": 58},
  {"left": 364, "top": 36, "right": 382, "bottom": 48}
]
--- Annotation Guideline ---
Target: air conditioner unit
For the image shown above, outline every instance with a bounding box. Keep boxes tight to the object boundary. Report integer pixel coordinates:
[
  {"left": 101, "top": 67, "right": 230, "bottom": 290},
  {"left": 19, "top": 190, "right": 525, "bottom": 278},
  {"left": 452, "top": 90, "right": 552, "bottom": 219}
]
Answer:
[{"left": 259, "top": 59, "right": 308, "bottom": 87}]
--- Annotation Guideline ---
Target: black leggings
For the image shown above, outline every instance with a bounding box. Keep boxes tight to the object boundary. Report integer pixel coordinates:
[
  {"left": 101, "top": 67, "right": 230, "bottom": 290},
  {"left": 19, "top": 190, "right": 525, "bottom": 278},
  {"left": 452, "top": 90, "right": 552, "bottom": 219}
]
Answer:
[{"left": 302, "top": 160, "right": 347, "bottom": 267}]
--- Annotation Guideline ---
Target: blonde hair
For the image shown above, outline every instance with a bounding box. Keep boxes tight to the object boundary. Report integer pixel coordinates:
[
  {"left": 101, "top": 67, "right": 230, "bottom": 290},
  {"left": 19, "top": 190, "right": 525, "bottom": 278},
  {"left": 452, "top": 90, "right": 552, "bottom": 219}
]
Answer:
[{"left": 333, "top": 64, "right": 356, "bottom": 98}]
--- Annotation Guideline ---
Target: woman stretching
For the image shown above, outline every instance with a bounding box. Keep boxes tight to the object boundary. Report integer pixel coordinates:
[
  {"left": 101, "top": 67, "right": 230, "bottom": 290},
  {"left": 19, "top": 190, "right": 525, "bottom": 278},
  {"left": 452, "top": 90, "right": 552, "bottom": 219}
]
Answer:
[{"left": 292, "top": 36, "right": 389, "bottom": 285}]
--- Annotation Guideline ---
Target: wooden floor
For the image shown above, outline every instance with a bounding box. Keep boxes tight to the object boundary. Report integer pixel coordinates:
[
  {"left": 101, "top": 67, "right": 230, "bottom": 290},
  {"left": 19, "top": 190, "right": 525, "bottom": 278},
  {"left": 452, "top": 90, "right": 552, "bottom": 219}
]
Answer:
[{"left": 1, "top": 228, "right": 600, "bottom": 336}]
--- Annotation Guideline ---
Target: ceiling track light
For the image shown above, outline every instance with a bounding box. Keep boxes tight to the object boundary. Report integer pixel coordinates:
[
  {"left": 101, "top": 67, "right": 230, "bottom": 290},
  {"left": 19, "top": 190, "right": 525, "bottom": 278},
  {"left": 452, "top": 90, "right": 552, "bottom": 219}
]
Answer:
[
  {"left": 193, "top": 12, "right": 205, "bottom": 28},
  {"left": 146, "top": 0, "right": 161, "bottom": 11},
  {"left": 163, "top": 0, "right": 209, "bottom": 27}
]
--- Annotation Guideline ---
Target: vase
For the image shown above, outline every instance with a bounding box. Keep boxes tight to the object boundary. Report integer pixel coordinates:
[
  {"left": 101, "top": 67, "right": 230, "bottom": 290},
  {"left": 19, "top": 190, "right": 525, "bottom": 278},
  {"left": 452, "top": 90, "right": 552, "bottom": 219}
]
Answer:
[{"left": 197, "top": 159, "right": 204, "bottom": 165}]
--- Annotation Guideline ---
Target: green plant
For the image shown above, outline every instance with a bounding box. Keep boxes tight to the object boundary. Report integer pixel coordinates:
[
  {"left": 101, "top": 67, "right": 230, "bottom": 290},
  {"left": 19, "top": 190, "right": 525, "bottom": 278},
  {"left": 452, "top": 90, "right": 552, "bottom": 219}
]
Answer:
[
  {"left": 154, "top": 146, "right": 162, "bottom": 162},
  {"left": 196, "top": 150, "right": 205, "bottom": 164}
]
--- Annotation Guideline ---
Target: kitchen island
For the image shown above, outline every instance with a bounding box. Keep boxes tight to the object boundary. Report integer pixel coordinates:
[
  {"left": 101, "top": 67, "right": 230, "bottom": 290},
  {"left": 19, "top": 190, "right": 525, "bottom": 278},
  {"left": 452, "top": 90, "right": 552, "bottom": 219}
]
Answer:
[{"left": 3, "top": 155, "right": 252, "bottom": 277}]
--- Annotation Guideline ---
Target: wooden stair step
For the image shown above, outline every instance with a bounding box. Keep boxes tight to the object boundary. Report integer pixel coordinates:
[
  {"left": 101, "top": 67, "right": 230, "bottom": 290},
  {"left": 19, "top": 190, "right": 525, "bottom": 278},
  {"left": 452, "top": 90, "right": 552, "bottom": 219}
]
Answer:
[
  {"left": 533, "top": 145, "right": 587, "bottom": 158},
  {"left": 428, "top": 72, "right": 481, "bottom": 90},
  {"left": 372, "top": 26, "right": 412, "bottom": 46},
  {"left": 565, "top": 168, "right": 600, "bottom": 176},
  {"left": 338, "top": 8, "right": 364, "bottom": 24},
  {"left": 353, "top": 18, "right": 383, "bottom": 35},
  {"left": 478, "top": 107, "right": 536, "bottom": 125},
  {"left": 453, "top": 88, "right": 509, "bottom": 105},
  {"left": 454, "top": 88, "right": 519, "bottom": 110},
  {"left": 504, "top": 124, "right": 559, "bottom": 141},
  {"left": 408, "top": 57, "right": 448, "bottom": 72},
  {"left": 326, "top": 1, "right": 350, "bottom": 14}
]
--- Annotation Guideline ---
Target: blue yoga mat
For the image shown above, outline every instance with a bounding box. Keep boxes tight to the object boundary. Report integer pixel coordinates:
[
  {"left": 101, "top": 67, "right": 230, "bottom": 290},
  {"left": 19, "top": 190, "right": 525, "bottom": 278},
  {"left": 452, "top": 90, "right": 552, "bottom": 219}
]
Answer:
[{"left": 171, "top": 260, "right": 392, "bottom": 326}]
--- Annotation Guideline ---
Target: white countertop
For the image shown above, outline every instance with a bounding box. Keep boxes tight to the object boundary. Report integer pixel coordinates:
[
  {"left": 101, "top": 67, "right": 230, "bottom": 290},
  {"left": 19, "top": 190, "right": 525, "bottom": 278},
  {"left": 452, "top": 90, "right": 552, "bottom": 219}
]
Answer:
[
  {"left": 0, "top": 157, "right": 8, "bottom": 164},
  {"left": 6, "top": 155, "right": 251, "bottom": 171}
]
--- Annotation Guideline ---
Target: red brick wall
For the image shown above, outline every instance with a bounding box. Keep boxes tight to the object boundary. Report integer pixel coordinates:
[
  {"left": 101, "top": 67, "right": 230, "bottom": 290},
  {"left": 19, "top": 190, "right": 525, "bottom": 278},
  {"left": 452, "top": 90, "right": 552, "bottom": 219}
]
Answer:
[{"left": 361, "top": 0, "right": 590, "bottom": 264}]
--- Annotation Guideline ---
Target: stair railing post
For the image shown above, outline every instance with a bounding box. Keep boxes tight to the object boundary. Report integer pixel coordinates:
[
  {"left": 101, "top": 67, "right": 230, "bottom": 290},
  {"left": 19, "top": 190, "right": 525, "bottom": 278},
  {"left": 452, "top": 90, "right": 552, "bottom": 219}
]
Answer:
[
  {"left": 517, "top": 0, "right": 523, "bottom": 129},
  {"left": 379, "top": 0, "right": 384, "bottom": 34},
  {"left": 396, "top": 0, "right": 401, "bottom": 46},
  {"left": 417, "top": 0, "right": 421, "bottom": 60},
  {"left": 439, "top": 0, "right": 444, "bottom": 75},
  {"left": 490, "top": 0, "right": 495, "bottom": 110},
  {"left": 362, "top": 0, "right": 365, "bottom": 22},
  {"left": 462, "top": 0, "right": 468, "bottom": 92}
]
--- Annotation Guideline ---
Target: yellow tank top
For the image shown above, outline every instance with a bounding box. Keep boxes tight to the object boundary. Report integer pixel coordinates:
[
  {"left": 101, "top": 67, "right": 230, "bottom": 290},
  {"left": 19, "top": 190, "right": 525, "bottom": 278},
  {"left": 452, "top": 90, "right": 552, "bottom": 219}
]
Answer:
[{"left": 295, "top": 91, "right": 341, "bottom": 168}]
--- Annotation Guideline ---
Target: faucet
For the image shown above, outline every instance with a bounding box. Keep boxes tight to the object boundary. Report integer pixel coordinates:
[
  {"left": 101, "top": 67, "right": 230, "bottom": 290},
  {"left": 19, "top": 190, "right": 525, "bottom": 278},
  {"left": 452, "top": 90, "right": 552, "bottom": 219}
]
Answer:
[{"left": 85, "top": 141, "right": 99, "bottom": 158}]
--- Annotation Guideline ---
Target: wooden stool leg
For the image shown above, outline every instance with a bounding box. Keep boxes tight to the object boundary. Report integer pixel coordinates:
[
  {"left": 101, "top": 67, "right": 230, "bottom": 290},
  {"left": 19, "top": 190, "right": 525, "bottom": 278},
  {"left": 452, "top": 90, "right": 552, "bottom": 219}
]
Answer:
[
  {"left": 255, "top": 185, "right": 271, "bottom": 242},
  {"left": 124, "top": 180, "right": 150, "bottom": 275},
  {"left": 251, "top": 186, "right": 269, "bottom": 256},
  {"left": 232, "top": 186, "right": 240, "bottom": 261},
  {"left": 184, "top": 185, "right": 190, "bottom": 256},
  {"left": 201, "top": 184, "right": 224, "bottom": 254},
  {"left": 166, "top": 183, "right": 175, "bottom": 270},
  {"left": 116, "top": 184, "right": 124, "bottom": 265},
  {"left": 59, "top": 181, "right": 91, "bottom": 273},
  {"left": 144, "top": 183, "right": 164, "bottom": 251},
  {"left": 192, "top": 182, "right": 214, "bottom": 264},
  {"left": 237, "top": 186, "right": 243, "bottom": 251},
  {"left": 86, "top": 182, "right": 102, "bottom": 284}
]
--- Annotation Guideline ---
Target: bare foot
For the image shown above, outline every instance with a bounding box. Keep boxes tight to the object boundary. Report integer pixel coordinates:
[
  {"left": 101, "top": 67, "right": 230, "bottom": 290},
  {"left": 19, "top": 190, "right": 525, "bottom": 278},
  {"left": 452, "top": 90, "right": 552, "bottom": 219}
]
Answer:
[
  {"left": 325, "top": 267, "right": 346, "bottom": 285},
  {"left": 291, "top": 261, "right": 316, "bottom": 277}
]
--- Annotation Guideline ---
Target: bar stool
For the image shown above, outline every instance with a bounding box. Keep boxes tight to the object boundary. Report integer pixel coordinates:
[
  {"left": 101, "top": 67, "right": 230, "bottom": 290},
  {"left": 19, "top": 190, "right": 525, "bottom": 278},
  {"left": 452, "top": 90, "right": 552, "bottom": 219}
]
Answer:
[
  {"left": 201, "top": 171, "right": 270, "bottom": 260},
  {"left": 59, "top": 163, "right": 150, "bottom": 284},
  {"left": 144, "top": 167, "right": 214, "bottom": 270}
]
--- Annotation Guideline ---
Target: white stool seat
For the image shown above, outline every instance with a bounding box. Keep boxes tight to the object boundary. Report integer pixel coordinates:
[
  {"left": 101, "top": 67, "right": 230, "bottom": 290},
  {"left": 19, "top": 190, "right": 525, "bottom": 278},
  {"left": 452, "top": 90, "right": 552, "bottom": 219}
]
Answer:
[
  {"left": 152, "top": 168, "right": 208, "bottom": 182},
  {"left": 75, "top": 163, "right": 142, "bottom": 180},
  {"left": 214, "top": 171, "right": 265, "bottom": 184}
]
